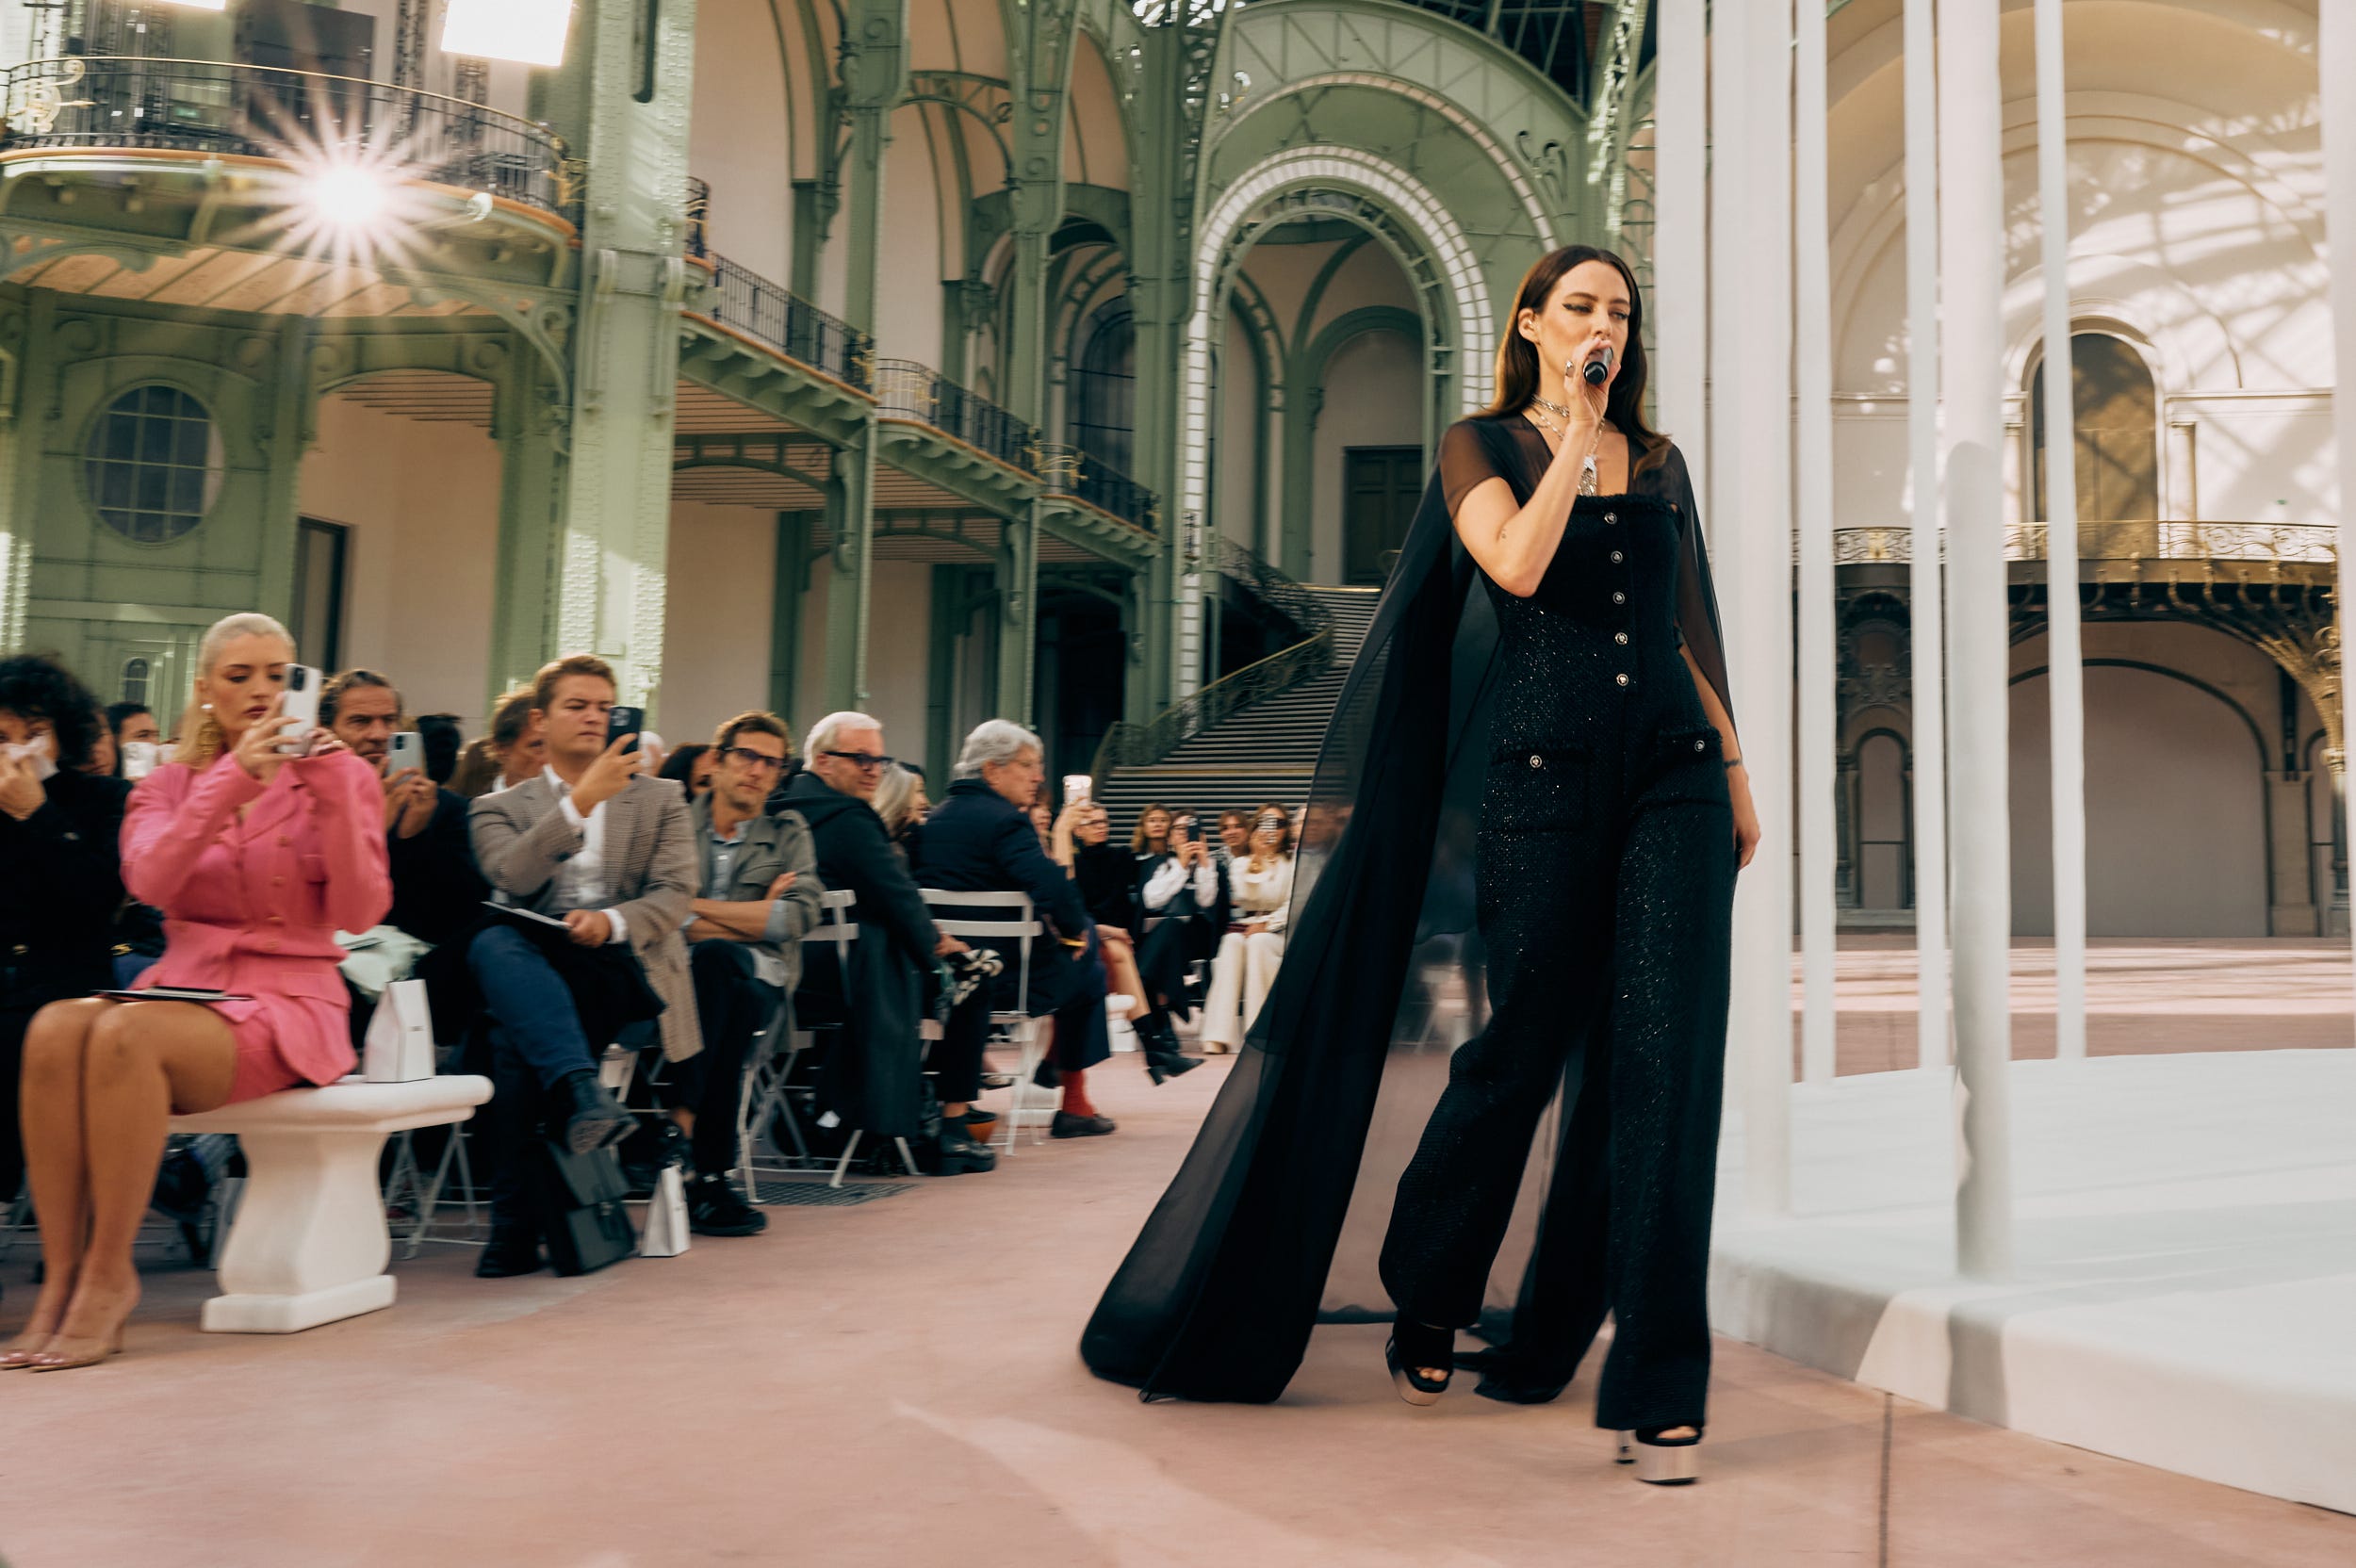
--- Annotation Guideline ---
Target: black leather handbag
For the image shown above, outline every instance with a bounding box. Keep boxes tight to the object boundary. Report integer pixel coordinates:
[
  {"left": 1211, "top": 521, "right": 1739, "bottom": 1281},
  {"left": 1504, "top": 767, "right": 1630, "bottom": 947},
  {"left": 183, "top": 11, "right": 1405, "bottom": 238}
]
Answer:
[{"left": 535, "top": 1135, "right": 638, "bottom": 1276}]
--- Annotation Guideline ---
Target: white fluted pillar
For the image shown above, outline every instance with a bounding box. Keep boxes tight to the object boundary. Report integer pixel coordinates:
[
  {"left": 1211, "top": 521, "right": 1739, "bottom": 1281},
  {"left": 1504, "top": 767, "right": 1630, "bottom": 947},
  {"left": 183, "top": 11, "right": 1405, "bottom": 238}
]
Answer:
[
  {"left": 1903, "top": 0, "right": 1951, "bottom": 1072},
  {"left": 1939, "top": 0, "right": 2015, "bottom": 1280},
  {"left": 1794, "top": 0, "right": 1836, "bottom": 1085},
  {"left": 1713, "top": 0, "right": 1794, "bottom": 1217},
  {"left": 2322, "top": 0, "right": 2356, "bottom": 1044},
  {"left": 2034, "top": 0, "right": 2088, "bottom": 1060},
  {"left": 1655, "top": 0, "right": 1707, "bottom": 511}
]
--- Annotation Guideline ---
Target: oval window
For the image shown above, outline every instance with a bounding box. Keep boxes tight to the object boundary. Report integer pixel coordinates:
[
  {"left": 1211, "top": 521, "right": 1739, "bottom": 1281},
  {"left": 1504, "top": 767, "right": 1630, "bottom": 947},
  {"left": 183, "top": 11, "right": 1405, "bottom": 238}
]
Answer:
[{"left": 84, "top": 384, "right": 224, "bottom": 544}]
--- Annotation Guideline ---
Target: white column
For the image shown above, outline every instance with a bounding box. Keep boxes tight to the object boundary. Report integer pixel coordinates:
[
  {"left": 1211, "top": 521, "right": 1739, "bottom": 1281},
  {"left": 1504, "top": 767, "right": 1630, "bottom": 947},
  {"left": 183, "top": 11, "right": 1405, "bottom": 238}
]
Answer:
[
  {"left": 1939, "top": 0, "right": 2015, "bottom": 1279},
  {"left": 1655, "top": 0, "right": 1708, "bottom": 510},
  {"left": 1794, "top": 0, "right": 1836, "bottom": 1084},
  {"left": 2034, "top": 0, "right": 2088, "bottom": 1060},
  {"left": 1903, "top": 0, "right": 1951, "bottom": 1071},
  {"left": 2322, "top": 0, "right": 2356, "bottom": 1045},
  {"left": 1716, "top": 0, "right": 1794, "bottom": 1216}
]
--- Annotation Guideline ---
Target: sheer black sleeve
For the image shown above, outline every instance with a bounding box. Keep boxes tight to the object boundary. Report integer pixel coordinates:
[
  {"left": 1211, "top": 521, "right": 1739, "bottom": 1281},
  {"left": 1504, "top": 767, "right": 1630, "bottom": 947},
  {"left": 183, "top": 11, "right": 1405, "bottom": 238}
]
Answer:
[
  {"left": 1662, "top": 444, "right": 1736, "bottom": 733},
  {"left": 1438, "top": 418, "right": 1512, "bottom": 516}
]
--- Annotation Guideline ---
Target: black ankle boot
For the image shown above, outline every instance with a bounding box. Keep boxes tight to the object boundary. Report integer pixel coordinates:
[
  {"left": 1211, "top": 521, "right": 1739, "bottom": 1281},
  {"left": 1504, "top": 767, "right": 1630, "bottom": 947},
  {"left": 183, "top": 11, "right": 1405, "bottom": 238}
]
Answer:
[
  {"left": 476, "top": 1220, "right": 545, "bottom": 1278},
  {"left": 553, "top": 1069, "right": 634, "bottom": 1155},
  {"left": 1141, "top": 1016, "right": 1202, "bottom": 1085}
]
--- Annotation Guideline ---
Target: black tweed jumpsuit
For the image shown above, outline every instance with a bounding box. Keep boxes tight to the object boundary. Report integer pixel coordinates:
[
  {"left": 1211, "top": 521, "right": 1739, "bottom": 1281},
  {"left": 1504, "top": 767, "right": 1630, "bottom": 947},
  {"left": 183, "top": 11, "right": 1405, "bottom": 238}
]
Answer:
[{"left": 1378, "top": 418, "right": 1738, "bottom": 1435}]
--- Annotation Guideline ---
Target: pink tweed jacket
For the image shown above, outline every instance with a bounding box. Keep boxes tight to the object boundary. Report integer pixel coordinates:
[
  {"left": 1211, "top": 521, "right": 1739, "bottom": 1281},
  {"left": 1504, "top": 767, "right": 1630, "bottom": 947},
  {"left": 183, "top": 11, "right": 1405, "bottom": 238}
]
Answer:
[{"left": 122, "top": 749, "right": 392, "bottom": 1086}]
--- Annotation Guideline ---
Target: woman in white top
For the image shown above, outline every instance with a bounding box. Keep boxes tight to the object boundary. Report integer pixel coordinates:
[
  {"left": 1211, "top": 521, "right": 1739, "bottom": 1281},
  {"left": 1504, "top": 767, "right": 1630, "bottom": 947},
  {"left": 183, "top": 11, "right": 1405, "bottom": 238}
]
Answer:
[{"left": 1198, "top": 805, "right": 1295, "bottom": 1053}]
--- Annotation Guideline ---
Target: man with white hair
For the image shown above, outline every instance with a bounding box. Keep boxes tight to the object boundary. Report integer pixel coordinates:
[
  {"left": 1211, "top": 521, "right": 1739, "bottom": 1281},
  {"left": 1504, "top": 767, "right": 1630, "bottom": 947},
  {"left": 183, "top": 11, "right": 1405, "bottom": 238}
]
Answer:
[
  {"left": 914, "top": 719, "right": 1199, "bottom": 1140},
  {"left": 780, "top": 712, "right": 994, "bottom": 1174}
]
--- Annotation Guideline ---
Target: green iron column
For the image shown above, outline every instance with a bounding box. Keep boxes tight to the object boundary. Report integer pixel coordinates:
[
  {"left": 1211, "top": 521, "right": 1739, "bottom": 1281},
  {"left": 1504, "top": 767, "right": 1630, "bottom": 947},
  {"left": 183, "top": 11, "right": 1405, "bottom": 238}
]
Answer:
[
  {"left": 769, "top": 509, "right": 816, "bottom": 719},
  {"left": 818, "top": 0, "right": 906, "bottom": 712},
  {"left": 994, "top": 506, "right": 1038, "bottom": 722},
  {"left": 820, "top": 440, "right": 877, "bottom": 710},
  {"left": 527, "top": 0, "right": 699, "bottom": 715},
  {"left": 254, "top": 316, "right": 317, "bottom": 628},
  {"left": 490, "top": 352, "right": 567, "bottom": 702}
]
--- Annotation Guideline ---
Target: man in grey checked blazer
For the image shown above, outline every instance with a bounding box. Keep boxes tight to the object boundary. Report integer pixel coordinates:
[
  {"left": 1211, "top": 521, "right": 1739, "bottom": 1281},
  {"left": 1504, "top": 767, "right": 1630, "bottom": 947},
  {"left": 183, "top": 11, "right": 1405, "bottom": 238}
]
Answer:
[{"left": 466, "top": 653, "right": 700, "bottom": 1276}]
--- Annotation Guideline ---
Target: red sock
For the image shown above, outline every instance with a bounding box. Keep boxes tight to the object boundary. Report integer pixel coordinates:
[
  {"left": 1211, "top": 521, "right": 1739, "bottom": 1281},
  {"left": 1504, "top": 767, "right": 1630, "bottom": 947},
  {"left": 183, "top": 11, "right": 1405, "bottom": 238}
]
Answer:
[{"left": 1060, "top": 1068, "right": 1098, "bottom": 1117}]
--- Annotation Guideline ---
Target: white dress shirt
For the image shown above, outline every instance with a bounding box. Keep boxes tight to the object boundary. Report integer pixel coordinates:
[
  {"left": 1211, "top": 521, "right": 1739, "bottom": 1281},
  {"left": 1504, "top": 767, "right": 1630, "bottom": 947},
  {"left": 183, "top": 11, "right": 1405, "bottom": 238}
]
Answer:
[
  {"left": 545, "top": 765, "right": 629, "bottom": 944},
  {"left": 1141, "top": 852, "right": 1219, "bottom": 913}
]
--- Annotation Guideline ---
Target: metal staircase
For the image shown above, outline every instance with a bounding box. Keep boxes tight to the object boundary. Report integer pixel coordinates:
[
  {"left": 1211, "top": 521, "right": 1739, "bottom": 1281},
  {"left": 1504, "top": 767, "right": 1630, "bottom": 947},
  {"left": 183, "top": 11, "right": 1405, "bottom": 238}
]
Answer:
[{"left": 1093, "top": 583, "right": 1382, "bottom": 837}]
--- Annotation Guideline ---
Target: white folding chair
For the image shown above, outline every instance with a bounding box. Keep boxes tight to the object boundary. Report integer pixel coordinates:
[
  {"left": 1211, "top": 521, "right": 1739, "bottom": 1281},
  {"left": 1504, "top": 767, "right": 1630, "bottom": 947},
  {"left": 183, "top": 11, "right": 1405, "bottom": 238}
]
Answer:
[{"left": 919, "top": 888, "right": 1047, "bottom": 1152}]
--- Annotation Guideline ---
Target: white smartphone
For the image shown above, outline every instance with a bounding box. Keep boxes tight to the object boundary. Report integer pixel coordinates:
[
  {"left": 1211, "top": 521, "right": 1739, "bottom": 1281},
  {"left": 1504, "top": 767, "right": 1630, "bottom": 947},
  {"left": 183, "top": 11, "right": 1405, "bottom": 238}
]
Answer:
[
  {"left": 386, "top": 730, "right": 424, "bottom": 776},
  {"left": 278, "top": 664, "right": 322, "bottom": 755},
  {"left": 1063, "top": 774, "right": 1092, "bottom": 808}
]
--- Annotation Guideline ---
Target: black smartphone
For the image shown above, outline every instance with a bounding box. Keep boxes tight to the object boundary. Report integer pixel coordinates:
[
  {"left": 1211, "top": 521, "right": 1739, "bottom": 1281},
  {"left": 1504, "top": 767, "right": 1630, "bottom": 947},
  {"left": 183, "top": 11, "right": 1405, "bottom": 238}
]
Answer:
[
  {"left": 607, "top": 705, "right": 645, "bottom": 754},
  {"left": 1173, "top": 813, "right": 1198, "bottom": 843}
]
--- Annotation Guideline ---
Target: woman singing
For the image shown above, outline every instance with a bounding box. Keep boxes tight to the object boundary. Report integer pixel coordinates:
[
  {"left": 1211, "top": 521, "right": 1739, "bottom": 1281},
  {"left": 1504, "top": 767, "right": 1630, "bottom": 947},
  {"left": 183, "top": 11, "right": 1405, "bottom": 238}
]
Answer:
[
  {"left": 1082, "top": 246, "right": 1759, "bottom": 1486},
  {"left": 3, "top": 612, "right": 390, "bottom": 1371}
]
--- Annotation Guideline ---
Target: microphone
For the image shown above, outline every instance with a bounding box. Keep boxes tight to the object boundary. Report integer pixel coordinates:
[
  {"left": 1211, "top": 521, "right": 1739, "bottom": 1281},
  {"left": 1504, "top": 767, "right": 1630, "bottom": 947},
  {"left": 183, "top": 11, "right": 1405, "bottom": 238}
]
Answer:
[{"left": 1580, "top": 343, "right": 1614, "bottom": 387}]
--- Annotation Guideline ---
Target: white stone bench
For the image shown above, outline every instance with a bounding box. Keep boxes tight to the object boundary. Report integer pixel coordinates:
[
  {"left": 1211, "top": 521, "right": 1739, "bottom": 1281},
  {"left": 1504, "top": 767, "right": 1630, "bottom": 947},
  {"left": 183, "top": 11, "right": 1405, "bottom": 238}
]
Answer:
[{"left": 170, "top": 1074, "right": 492, "bottom": 1333}]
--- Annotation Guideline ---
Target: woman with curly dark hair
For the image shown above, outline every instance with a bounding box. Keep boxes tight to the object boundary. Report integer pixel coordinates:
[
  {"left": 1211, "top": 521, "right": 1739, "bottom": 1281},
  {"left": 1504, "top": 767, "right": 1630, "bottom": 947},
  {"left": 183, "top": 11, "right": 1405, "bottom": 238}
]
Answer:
[{"left": 0, "top": 654, "right": 132, "bottom": 1234}]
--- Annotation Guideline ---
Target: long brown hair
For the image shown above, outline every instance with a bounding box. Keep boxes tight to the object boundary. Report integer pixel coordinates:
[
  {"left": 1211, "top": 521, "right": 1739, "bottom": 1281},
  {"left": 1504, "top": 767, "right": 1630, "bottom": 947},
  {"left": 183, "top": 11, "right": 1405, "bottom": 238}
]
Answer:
[{"left": 1480, "top": 244, "right": 1670, "bottom": 475}]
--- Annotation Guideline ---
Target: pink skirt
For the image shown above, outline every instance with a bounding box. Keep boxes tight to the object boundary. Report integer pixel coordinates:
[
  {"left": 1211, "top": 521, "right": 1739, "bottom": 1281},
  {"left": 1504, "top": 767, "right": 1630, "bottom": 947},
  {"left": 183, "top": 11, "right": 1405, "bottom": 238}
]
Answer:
[{"left": 203, "top": 991, "right": 353, "bottom": 1105}]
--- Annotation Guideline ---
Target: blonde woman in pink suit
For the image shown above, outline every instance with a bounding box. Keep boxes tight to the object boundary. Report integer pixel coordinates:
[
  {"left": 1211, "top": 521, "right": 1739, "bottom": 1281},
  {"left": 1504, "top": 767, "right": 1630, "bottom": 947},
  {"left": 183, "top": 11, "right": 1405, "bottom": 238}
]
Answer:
[{"left": 2, "top": 613, "right": 389, "bottom": 1372}]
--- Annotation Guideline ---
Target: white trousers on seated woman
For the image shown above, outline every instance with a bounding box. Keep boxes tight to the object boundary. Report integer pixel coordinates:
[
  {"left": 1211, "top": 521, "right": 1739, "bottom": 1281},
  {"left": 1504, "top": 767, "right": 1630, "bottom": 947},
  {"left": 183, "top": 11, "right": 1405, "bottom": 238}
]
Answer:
[{"left": 1199, "top": 929, "right": 1285, "bottom": 1051}]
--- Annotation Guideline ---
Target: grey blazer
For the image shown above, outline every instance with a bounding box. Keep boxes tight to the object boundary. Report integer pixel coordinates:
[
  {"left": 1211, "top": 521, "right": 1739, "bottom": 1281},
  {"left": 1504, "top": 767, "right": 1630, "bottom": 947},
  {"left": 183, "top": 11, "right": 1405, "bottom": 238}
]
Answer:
[
  {"left": 469, "top": 773, "right": 703, "bottom": 1063},
  {"left": 689, "top": 793, "right": 825, "bottom": 992}
]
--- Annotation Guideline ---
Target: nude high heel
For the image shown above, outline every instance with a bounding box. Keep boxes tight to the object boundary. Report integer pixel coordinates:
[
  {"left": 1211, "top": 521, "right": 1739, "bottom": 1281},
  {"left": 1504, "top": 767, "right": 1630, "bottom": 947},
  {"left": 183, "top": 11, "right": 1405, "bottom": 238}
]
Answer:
[{"left": 26, "top": 1320, "right": 125, "bottom": 1371}]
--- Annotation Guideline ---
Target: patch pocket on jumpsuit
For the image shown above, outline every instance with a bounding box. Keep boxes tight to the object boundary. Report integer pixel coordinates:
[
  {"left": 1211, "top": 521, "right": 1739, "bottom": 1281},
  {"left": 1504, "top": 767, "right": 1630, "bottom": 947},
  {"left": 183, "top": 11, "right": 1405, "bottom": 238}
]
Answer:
[
  {"left": 1485, "top": 744, "right": 1587, "bottom": 831},
  {"left": 1653, "top": 725, "right": 1729, "bottom": 805}
]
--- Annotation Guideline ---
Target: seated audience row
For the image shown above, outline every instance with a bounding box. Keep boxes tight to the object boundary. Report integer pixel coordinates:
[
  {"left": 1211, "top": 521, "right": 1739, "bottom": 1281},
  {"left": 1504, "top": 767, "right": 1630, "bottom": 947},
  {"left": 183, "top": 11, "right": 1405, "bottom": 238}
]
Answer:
[{"left": 0, "top": 615, "right": 1220, "bottom": 1360}]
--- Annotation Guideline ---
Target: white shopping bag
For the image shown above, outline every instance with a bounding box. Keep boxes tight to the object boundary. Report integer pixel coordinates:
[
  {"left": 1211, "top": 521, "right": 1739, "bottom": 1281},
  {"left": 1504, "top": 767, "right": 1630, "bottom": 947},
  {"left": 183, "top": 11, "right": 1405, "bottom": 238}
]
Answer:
[
  {"left": 641, "top": 1165, "right": 691, "bottom": 1257},
  {"left": 362, "top": 978, "right": 435, "bottom": 1083}
]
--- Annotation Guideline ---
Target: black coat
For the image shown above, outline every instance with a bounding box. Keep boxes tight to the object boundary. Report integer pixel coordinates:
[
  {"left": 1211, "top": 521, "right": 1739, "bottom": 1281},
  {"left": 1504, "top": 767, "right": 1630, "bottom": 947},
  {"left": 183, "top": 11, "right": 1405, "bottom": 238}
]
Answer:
[
  {"left": 910, "top": 779, "right": 1104, "bottom": 1052},
  {"left": 783, "top": 772, "right": 936, "bottom": 1137},
  {"left": 386, "top": 786, "right": 489, "bottom": 947},
  {"left": 1072, "top": 841, "right": 1141, "bottom": 932},
  {"left": 0, "top": 767, "right": 129, "bottom": 1008}
]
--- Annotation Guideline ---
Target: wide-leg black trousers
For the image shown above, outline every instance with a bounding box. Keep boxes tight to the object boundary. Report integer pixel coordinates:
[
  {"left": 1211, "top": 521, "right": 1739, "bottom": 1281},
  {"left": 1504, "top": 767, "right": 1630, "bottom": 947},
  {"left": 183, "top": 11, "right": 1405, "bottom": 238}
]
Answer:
[{"left": 1378, "top": 730, "right": 1735, "bottom": 1433}]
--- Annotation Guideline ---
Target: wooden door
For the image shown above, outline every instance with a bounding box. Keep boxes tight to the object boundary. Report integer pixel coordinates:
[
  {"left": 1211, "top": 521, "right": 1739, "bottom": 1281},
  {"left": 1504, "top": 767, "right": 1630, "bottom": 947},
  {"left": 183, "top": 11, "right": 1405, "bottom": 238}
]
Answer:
[{"left": 1343, "top": 446, "right": 1422, "bottom": 586}]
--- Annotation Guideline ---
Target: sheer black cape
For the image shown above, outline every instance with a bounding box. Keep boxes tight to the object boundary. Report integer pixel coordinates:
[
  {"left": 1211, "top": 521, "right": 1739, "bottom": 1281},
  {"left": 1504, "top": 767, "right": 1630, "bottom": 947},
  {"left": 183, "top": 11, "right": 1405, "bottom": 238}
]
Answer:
[{"left": 1079, "top": 416, "right": 1729, "bottom": 1402}]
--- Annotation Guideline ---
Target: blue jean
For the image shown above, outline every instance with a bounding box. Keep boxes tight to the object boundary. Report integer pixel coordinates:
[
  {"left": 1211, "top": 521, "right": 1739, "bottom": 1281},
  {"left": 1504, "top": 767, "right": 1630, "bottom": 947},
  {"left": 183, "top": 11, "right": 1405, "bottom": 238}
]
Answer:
[{"left": 468, "top": 923, "right": 597, "bottom": 1092}]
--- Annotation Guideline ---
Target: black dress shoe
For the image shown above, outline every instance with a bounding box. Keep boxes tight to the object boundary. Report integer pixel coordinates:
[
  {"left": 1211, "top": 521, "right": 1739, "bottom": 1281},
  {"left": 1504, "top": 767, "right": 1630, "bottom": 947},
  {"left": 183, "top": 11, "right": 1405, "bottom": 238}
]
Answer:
[
  {"left": 1050, "top": 1110, "right": 1117, "bottom": 1138},
  {"left": 978, "top": 1071, "right": 1017, "bottom": 1091},
  {"left": 554, "top": 1070, "right": 635, "bottom": 1155},
  {"left": 686, "top": 1174, "right": 768, "bottom": 1236},
  {"left": 476, "top": 1224, "right": 546, "bottom": 1278},
  {"left": 930, "top": 1126, "right": 997, "bottom": 1175}
]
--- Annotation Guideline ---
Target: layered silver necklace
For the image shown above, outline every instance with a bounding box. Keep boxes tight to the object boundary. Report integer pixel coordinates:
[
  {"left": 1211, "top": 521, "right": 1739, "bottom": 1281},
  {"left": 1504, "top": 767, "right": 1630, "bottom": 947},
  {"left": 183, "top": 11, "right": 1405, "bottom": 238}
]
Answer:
[{"left": 1526, "top": 399, "right": 1602, "bottom": 495}]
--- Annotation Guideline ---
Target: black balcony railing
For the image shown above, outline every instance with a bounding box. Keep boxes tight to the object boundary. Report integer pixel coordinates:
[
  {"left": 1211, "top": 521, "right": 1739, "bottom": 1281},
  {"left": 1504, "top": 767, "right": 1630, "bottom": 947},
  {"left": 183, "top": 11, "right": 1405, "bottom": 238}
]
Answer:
[
  {"left": 705, "top": 254, "right": 873, "bottom": 393},
  {"left": 0, "top": 57, "right": 575, "bottom": 217},
  {"left": 873, "top": 359, "right": 1038, "bottom": 474},
  {"left": 683, "top": 175, "right": 711, "bottom": 261},
  {"left": 1035, "top": 442, "right": 1156, "bottom": 531}
]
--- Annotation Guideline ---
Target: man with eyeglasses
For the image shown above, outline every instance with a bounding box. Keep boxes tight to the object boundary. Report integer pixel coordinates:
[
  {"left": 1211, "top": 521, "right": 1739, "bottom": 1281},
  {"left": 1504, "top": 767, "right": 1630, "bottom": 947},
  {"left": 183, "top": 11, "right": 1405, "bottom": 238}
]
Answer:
[
  {"left": 670, "top": 710, "right": 824, "bottom": 1234},
  {"left": 782, "top": 712, "right": 992, "bottom": 1174}
]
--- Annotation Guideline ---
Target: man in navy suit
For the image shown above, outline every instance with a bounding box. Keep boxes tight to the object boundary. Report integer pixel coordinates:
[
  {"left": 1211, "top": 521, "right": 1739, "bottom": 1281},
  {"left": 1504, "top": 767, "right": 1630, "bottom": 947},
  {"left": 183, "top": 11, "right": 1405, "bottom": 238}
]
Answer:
[{"left": 913, "top": 720, "right": 1200, "bottom": 1138}]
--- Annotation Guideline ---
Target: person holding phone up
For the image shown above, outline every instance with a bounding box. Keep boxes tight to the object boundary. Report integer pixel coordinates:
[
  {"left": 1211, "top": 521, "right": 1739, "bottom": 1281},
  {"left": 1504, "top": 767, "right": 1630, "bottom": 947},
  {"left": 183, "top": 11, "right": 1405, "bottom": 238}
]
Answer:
[
  {"left": 4, "top": 612, "right": 390, "bottom": 1371},
  {"left": 321, "top": 669, "right": 488, "bottom": 951},
  {"left": 465, "top": 654, "right": 700, "bottom": 1278}
]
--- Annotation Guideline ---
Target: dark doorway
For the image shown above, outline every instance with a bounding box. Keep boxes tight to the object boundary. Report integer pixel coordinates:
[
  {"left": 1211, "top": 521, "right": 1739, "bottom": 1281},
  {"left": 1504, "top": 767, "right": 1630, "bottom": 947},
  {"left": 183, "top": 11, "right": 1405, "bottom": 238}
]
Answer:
[
  {"left": 293, "top": 517, "right": 348, "bottom": 674},
  {"left": 1343, "top": 446, "right": 1423, "bottom": 586}
]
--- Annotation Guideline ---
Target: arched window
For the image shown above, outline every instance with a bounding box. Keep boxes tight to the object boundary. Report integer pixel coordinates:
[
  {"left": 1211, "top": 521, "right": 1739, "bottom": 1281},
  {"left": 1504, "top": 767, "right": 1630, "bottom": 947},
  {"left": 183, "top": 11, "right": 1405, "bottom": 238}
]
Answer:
[
  {"left": 2031, "top": 332, "right": 2159, "bottom": 523},
  {"left": 1072, "top": 308, "right": 1136, "bottom": 477},
  {"left": 121, "top": 657, "right": 150, "bottom": 707}
]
